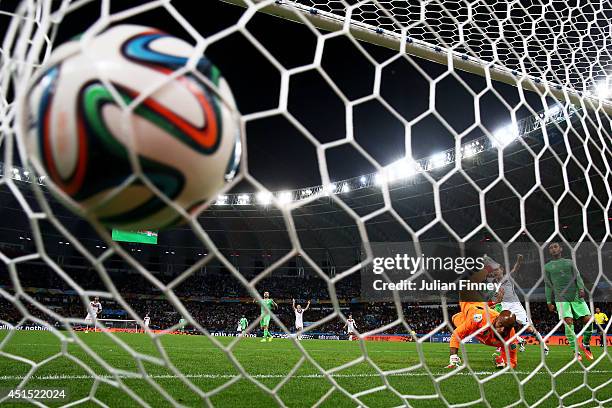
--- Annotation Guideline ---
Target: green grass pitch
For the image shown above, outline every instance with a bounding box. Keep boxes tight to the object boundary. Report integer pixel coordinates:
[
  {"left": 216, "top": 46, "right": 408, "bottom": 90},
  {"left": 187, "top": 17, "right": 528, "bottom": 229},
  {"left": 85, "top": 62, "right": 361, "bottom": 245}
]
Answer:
[{"left": 0, "top": 331, "right": 609, "bottom": 407}]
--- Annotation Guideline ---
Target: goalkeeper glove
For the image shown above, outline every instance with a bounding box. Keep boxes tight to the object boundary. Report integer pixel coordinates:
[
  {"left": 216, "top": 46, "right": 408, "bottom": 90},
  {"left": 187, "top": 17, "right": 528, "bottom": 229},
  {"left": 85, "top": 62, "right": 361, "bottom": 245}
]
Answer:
[{"left": 446, "top": 354, "right": 462, "bottom": 368}]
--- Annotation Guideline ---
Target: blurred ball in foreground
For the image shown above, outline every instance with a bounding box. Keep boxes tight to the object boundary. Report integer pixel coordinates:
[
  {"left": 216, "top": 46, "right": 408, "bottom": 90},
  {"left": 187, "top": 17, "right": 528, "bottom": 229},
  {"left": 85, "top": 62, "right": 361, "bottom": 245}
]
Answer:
[{"left": 21, "top": 24, "right": 241, "bottom": 229}]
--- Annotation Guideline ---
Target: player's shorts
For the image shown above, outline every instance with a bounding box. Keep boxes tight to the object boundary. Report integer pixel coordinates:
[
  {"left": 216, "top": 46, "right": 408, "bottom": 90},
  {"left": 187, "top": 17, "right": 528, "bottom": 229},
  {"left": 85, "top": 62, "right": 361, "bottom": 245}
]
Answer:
[
  {"left": 555, "top": 300, "right": 590, "bottom": 320},
  {"left": 501, "top": 302, "right": 529, "bottom": 325},
  {"left": 260, "top": 314, "right": 271, "bottom": 327},
  {"left": 451, "top": 312, "right": 461, "bottom": 328},
  {"left": 85, "top": 314, "right": 94, "bottom": 324}
]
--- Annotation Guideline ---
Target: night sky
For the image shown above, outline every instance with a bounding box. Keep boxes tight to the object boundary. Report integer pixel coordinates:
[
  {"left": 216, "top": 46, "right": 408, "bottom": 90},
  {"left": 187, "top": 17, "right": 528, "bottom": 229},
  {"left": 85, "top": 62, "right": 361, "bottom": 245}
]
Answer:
[{"left": 17, "top": 0, "right": 556, "bottom": 190}]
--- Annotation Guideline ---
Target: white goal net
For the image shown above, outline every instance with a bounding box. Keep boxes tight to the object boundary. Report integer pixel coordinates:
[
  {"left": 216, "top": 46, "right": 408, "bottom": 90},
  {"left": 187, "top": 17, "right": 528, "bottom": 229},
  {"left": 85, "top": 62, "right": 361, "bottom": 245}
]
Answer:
[{"left": 0, "top": 0, "right": 610, "bottom": 407}]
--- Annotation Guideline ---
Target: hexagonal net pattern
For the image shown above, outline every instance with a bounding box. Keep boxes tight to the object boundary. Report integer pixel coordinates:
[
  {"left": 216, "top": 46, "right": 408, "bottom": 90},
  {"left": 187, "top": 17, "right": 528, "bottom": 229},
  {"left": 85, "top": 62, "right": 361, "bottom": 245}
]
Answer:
[
  {"left": 265, "top": 0, "right": 612, "bottom": 107},
  {"left": 0, "top": 0, "right": 611, "bottom": 407},
  {"left": 324, "top": 0, "right": 612, "bottom": 81},
  {"left": 229, "top": 0, "right": 612, "bottom": 114}
]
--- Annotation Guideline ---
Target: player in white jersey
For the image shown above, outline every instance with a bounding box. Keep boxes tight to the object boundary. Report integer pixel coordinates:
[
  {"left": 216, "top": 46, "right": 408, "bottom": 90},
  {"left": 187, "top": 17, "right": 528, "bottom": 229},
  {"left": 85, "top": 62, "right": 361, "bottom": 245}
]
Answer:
[
  {"left": 344, "top": 314, "right": 357, "bottom": 341},
  {"left": 143, "top": 313, "right": 151, "bottom": 332},
  {"left": 489, "top": 254, "right": 549, "bottom": 355},
  {"left": 292, "top": 299, "right": 310, "bottom": 340},
  {"left": 84, "top": 297, "right": 102, "bottom": 333}
]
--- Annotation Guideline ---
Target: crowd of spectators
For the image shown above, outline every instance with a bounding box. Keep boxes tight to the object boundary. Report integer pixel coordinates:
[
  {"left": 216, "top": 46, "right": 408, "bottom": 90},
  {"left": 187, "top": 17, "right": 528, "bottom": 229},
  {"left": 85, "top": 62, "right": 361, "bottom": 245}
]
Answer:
[
  {"left": 2, "top": 294, "right": 607, "bottom": 337},
  {"left": 1, "top": 262, "right": 608, "bottom": 337},
  {"left": 0, "top": 263, "right": 360, "bottom": 300}
]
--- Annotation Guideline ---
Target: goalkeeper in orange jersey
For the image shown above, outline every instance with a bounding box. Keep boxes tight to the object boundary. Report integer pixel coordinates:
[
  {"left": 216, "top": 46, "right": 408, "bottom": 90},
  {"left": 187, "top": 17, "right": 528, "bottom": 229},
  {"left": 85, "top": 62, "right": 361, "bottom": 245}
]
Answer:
[{"left": 447, "top": 301, "right": 519, "bottom": 369}]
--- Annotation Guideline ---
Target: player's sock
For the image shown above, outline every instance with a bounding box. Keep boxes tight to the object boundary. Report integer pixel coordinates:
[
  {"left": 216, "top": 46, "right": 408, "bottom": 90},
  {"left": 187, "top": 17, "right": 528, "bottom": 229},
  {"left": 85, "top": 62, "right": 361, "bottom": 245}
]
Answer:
[
  {"left": 494, "top": 354, "right": 505, "bottom": 368},
  {"left": 565, "top": 324, "right": 576, "bottom": 351},
  {"left": 518, "top": 337, "right": 526, "bottom": 352},
  {"left": 263, "top": 329, "right": 269, "bottom": 339},
  {"left": 582, "top": 322, "right": 593, "bottom": 346},
  {"left": 579, "top": 324, "right": 594, "bottom": 360},
  {"left": 447, "top": 354, "right": 461, "bottom": 368}
]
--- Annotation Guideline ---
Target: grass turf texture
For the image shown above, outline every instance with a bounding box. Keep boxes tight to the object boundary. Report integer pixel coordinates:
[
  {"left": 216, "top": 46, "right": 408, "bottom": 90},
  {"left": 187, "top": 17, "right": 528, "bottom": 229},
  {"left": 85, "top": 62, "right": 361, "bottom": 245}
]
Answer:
[{"left": 0, "top": 331, "right": 609, "bottom": 407}]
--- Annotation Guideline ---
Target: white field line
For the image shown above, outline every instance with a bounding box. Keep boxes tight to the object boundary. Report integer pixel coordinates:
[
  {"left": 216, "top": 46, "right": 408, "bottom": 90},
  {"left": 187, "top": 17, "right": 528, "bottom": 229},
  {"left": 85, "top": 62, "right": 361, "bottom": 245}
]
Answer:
[
  {"left": 4, "top": 343, "right": 559, "bottom": 355},
  {"left": 0, "top": 370, "right": 610, "bottom": 382}
]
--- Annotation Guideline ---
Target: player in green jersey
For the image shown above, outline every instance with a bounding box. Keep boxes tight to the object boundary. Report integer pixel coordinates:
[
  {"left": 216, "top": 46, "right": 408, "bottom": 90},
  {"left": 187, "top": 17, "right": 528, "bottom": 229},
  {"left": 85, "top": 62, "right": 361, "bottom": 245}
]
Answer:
[
  {"left": 253, "top": 291, "right": 278, "bottom": 342},
  {"left": 238, "top": 316, "right": 248, "bottom": 336},
  {"left": 544, "top": 242, "right": 594, "bottom": 361}
]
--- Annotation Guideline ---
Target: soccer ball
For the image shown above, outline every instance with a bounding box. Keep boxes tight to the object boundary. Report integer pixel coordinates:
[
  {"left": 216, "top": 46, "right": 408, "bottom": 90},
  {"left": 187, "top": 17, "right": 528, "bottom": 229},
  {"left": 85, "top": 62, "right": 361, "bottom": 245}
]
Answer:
[{"left": 20, "top": 25, "right": 241, "bottom": 230}]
